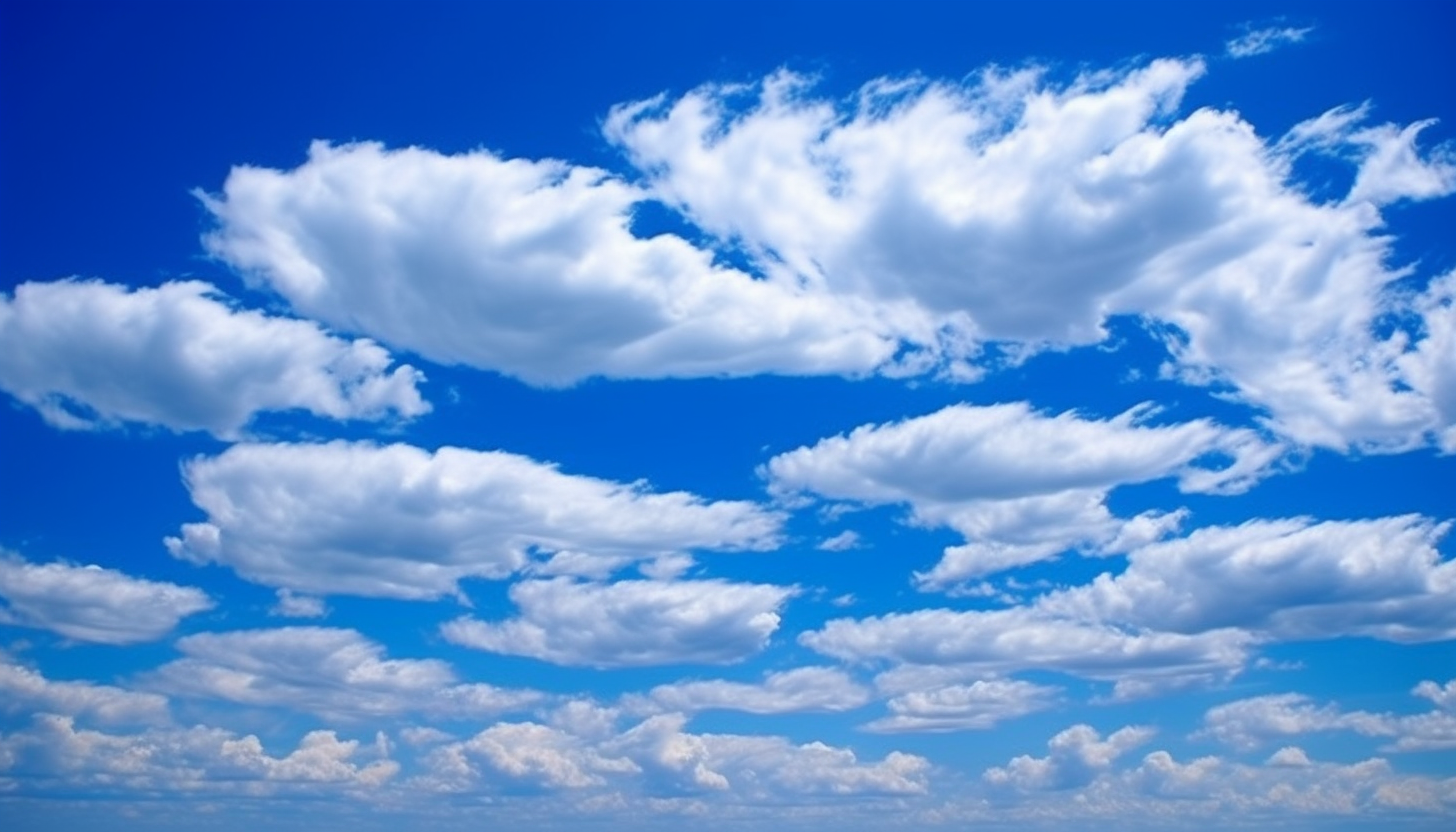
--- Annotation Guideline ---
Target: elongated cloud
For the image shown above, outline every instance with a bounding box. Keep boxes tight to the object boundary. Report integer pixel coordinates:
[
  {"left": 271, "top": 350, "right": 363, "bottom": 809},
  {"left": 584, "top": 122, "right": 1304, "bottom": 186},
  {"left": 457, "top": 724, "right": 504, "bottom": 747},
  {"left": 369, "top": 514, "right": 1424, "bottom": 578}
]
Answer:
[
  {"left": 635, "top": 666, "right": 871, "bottom": 715},
  {"left": 800, "top": 605, "right": 1252, "bottom": 685},
  {"left": 442, "top": 577, "right": 796, "bottom": 667},
  {"left": 202, "top": 142, "right": 909, "bottom": 386},
  {"left": 0, "top": 279, "right": 427, "bottom": 437},
  {"left": 1040, "top": 515, "right": 1456, "bottom": 642},
  {"left": 0, "top": 555, "right": 212, "bottom": 645},
  {"left": 766, "top": 402, "right": 1281, "bottom": 585},
  {"left": 166, "top": 441, "right": 783, "bottom": 599}
]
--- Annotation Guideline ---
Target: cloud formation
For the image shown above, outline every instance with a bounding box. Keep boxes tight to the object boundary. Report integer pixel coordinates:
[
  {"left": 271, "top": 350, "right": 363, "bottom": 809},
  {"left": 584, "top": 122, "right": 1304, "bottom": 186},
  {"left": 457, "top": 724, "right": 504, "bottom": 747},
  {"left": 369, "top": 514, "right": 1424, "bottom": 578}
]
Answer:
[
  {"left": 0, "top": 279, "right": 427, "bottom": 437},
  {"left": 146, "top": 627, "right": 541, "bottom": 719},
  {"left": 202, "top": 142, "right": 906, "bottom": 386},
  {"left": 609, "top": 61, "right": 1456, "bottom": 451},
  {"left": 167, "top": 441, "right": 783, "bottom": 599},
  {"left": 442, "top": 578, "right": 796, "bottom": 667},
  {"left": 1041, "top": 515, "right": 1456, "bottom": 643},
  {"left": 766, "top": 401, "right": 1281, "bottom": 586},
  {"left": 0, "top": 555, "right": 212, "bottom": 644}
]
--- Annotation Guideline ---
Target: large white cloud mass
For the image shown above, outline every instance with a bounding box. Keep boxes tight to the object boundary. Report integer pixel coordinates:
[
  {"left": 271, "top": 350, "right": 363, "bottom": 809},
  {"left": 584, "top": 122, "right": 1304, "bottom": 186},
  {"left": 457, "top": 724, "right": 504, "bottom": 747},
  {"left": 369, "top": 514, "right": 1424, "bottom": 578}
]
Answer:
[
  {"left": 166, "top": 441, "right": 783, "bottom": 599},
  {"left": 0, "top": 279, "right": 427, "bottom": 437},
  {"left": 607, "top": 60, "right": 1456, "bottom": 451},
  {"left": 0, "top": 555, "right": 212, "bottom": 645},
  {"left": 198, "top": 59, "right": 1456, "bottom": 451},
  {"left": 201, "top": 141, "right": 909, "bottom": 386}
]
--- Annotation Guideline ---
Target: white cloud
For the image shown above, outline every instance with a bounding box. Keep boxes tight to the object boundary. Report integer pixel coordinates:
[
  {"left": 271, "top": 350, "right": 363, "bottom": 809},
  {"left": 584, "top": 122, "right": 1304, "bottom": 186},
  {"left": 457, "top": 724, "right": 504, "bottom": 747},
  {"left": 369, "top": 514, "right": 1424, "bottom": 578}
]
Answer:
[
  {"left": 195, "top": 59, "right": 1456, "bottom": 452},
  {"left": 0, "top": 714, "right": 396, "bottom": 794},
  {"left": 1225, "top": 26, "right": 1311, "bottom": 58},
  {"left": 607, "top": 713, "right": 929, "bottom": 797},
  {"left": 1198, "top": 690, "right": 1456, "bottom": 753},
  {"left": 816, "top": 530, "right": 861, "bottom": 551},
  {"left": 984, "top": 724, "right": 1155, "bottom": 790},
  {"left": 609, "top": 61, "right": 1456, "bottom": 451},
  {"left": 1198, "top": 693, "right": 1392, "bottom": 751},
  {"left": 633, "top": 666, "right": 870, "bottom": 715},
  {"left": 426, "top": 721, "right": 640, "bottom": 789},
  {"left": 145, "top": 626, "right": 541, "bottom": 719},
  {"left": 269, "top": 588, "right": 327, "bottom": 618},
  {"left": 0, "top": 657, "right": 169, "bottom": 725},
  {"left": 0, "top": 555, "right": 212, "bottom": 645},
  {"left": 0, "top": 279, "right": 426, "bottom": 437},
  {"left": 441, "top": 578, "right": 796, "bottom": 667},
  {"left": 166, "top": 440, "right": 782, "bottom": 599},
  {"left": 765, "top": 402, "right": 1280, "bottom": 585},
  {"left": 201, "top": 141, "right": 909, "bottom": 386},
  {"left": 863, "top": 678, "right": 1059, "bottom": 733},
  {"left": 800, "top": 605, "right": 1252, "bottom": 686},
  {"left": 422, "top": 712, "right": 929, "bottom": 799},
  {"left": 1040, "top": 515, "right": 1456, "bottom": 642},
  {"left": 1414, "top": 678, "right": 1456, "bottom": 711}
]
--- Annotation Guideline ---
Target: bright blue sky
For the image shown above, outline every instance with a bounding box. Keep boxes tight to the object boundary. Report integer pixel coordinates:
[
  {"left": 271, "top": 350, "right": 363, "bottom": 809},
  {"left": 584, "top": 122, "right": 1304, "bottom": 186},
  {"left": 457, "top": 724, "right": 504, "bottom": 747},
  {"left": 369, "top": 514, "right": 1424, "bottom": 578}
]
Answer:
[{"left": 1, "top": 2, "right": 1454, "bottom": 829}]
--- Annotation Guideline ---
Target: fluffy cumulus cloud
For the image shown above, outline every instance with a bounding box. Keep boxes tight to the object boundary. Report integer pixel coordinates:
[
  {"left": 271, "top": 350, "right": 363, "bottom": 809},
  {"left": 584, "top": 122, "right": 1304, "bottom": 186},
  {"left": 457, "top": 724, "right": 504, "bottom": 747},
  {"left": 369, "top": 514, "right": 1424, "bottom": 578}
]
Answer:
[
  {"left": 0, "top": 555, "right": 212, "bottom": 644},
  {"left": 0, "top": 279, "right": 426, "bottom": 437},
  {"left": 632, "top": 666, "right": 871, "bottom": 715},
  {"left": 201, "top": 141, "right": 907, "bottom": 386},
  {"left": 984, "top": 724, "right": 1155, "bottom": 790},
  {"left": 165, "top": 440, "right": 783, "bottom": 599},
  {"left": 607, "top": 61, "right": 1456, "bottom": 451},
  {"left": 145, "top": 627, "right": 541, "bottom": 719},
  {"left": 421, "top": 711, "right": 929, "bottom": 799},
  {"left": 766, "top": 402, "right": 1282, "bottom": 586},
  {"left": 441, "top": 578, "right": 796, "bottom": 667}
]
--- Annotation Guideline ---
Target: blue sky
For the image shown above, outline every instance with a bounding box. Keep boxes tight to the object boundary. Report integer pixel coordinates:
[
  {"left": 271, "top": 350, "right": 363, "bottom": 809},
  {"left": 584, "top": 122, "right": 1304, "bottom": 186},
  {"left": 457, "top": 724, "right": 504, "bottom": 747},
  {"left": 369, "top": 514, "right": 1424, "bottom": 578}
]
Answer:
[{"left": 1, "top": 1, "right": 1454, "bottom": 829}]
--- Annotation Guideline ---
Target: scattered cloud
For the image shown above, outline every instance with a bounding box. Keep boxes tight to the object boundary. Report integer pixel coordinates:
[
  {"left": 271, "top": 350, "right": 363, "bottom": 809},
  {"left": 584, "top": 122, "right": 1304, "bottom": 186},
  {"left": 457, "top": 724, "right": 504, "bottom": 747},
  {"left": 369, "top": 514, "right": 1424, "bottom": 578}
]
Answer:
[
  {"left": 984, "top": 723, "right": 1155, "bottom": 790},
  {"left": 1198, "top": 686, "right": 1456, "bottom": 753},
  {"left": 269, "top": 588, "right": 327, "bottom": 618},
  {"left": 0, "top": 279, "right": 427, "bottom": 437},
  {"left": 145, "top": 627, "right": 542, "bottom": 719},
  {"left": 800, "top": 605, "right": 1252, "bottom": 686},
  {"left": 166, "top": 440, "right": 783, "bottom": 599},
  {"left": 1040, "top": 515, "right": 1456, "bottom": 642},
  {"left": 1225, "top": 26, "right": 1312, "bottom": 59},
  {"left": 442, "top": 578, "right": 796, "bottom": 667},
  {"left": 766, "top": 402, "right": 1281, "bottom": 586},
  {"left": 0, "top": 555, "right": 212, "bottom": 645},
  {"left": 0, "top": 657, "right": 169, "bottom": 725},
  {"left": 423, "top": 711, "right": 930, "bottom": 798},
  {"left": 863, "top": 678, "right": 1059, "bottom": 733},
  {"left": 0, "top": 715, "right": 397, "bottom": 795},
  {"left": 631, "top": 666, "right": 871, "bottom": 715}
]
